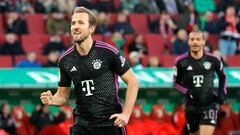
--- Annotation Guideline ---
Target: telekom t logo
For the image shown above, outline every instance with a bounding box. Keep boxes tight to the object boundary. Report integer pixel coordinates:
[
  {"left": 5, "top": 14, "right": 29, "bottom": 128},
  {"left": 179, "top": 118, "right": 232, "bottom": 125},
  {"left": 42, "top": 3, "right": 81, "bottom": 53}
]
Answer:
[
  {"left": 193, "top": 75, "right": 204, "bottom": 87},
  {"left": 81, "top": 80, "right": 95, "bottom": 96}
]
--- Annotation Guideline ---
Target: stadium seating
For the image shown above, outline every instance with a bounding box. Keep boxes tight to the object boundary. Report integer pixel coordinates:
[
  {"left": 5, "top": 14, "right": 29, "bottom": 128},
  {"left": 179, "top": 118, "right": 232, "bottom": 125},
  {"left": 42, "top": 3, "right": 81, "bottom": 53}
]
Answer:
[
  {"left": 107, "top": 13, "right": 117, "bottom": 27},
  {"left": 0, "top": 56, "right": 13, "bottom": 67},
  {"left": 226, "top": 55, "right": 240, "bottom": 67},
  {"left": 161, "top": 55, "right": 177, "bottom": 67},
  {"left": 0, "top": 14, "right": 3, "bottom": 34},
  {"left": 21, "top": 35, "right": 49, "bottom": 55},
  {"left": 147, "top": 13, "right": 160, "bottom": 22},
  {"left": 208, "top": 34, "right": 219, "bottom": 50},
  {"left": 129, "top": 14, "right": 149, "bottom": 34},
  {"left": 26, "top": 14, "right": 45, "bottom": 34},
  {"left": 145, "top": 34, "right": 165, "bottom": 56}
]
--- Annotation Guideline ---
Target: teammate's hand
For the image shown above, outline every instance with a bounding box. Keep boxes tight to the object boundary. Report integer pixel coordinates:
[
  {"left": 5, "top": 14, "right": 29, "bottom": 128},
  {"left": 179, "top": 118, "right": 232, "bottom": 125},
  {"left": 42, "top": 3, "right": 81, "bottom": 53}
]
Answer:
[
  {"left": 213, "top": 89, "right": 224, "bottom": 105},
  {"left": 186, "top": 90, "right": 194, "bottom": 99},
  {"left": 109, "top": 113, "right": 130, "bottom": 128},
  {"left": 40, "top": 90, "right": 53, "bottom": 105}
]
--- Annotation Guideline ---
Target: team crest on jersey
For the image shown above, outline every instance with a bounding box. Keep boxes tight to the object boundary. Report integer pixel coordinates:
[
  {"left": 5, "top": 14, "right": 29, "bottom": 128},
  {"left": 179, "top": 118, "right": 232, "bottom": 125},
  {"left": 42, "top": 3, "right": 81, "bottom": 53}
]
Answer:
[
  {"left": 203, "top": 61, "right": 211, "bottom": 70},
  {"left": 92, "top": 59, "right": 102, "bottom": 70}
]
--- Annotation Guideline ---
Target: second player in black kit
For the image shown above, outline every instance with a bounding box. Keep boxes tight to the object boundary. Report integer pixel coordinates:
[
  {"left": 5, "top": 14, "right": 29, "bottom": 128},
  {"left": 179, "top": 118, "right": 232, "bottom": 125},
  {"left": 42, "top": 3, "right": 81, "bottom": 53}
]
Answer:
[
  {"left": 173, "top": 30, "right": 227, "bottom": 135},
  {"left": 40, "top": 7, "right": 139, "bottom": 135}
]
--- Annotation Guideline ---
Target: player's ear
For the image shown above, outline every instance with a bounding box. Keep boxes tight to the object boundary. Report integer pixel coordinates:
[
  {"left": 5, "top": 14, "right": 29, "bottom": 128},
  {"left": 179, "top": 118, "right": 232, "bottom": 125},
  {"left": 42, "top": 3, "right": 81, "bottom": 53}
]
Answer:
[{"left": 89, "top": 25, "right": 95, "bottom": 34}]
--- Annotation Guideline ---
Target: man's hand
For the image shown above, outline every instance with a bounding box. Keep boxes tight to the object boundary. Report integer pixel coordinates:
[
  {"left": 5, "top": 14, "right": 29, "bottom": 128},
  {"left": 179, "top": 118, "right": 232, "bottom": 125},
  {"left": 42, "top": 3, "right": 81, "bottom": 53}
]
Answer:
[
  {"left": 40, "top": 90, "right": 53, "bottom": 105},
  {"left": 213, "top": 89, "right": 225, "bottom": 105},
  {"left": 109, "top": 113, "right": 130, "bottom": 128},
  {"left": 186, "top": 90, "right": 194, "bottom": 99}
]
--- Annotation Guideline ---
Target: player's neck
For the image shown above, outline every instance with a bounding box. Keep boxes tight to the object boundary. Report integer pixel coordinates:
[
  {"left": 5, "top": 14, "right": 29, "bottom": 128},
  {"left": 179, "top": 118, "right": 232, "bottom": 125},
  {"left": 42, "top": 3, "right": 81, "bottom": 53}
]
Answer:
[
  {"left": 190, "top": 50, "right": 204, "bottom": 59},
  {"left": 76, "top": 37, "right": 93, "bottom": 55}
]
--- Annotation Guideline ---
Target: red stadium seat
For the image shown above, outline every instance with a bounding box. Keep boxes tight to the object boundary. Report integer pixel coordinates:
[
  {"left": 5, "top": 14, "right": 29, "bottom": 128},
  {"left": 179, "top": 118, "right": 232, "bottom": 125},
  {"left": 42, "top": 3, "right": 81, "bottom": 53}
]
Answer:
[
  {"left": 226, "top": 55, "right": 240, "bottom": 67},
  {"left": 145, "top": 34, "right": 165, "bottom": 56},
  {"left": 93, "top": 34, "right": 104, "bottom": 41},
  {"left": 0, "top": 55, "right": 13, "bottom": 67},
  {"left": 129, "top": 14, "right": 149, "bottom": 34},
  {"left": 124, "top": 34, "right": 134, "bottom": 47},
  {"left": 26, "top": 14, "right": 45, "bottom": 34},
  {"left": 21, "top": 35, "right": 49, "bottom": 55},
  {"left": 140, "top": 55, "right": 149, "bottom": 67},
  {"left": 208, "top": 34, "right": 219, "bottom": 50},
  {"left": 62, "top": 35, "right": 72, "bottom": 49},
  {"left": 14, "top": 55, "right": 26, "bottom": 65},
  {"left": 107, "top": 13, "right": 117, "bottom": 27},
  {"left": 0, "top": 34, "right": 19, "bottom": 45},
  {"left": 37, "top": 55, "right": 48, "bottom": 65},
  {"left": 162, "top": 55, "right": 177, "bottom": 67},
  {"left": 0, "top": 14, "right": 3, "bottom": 34}
]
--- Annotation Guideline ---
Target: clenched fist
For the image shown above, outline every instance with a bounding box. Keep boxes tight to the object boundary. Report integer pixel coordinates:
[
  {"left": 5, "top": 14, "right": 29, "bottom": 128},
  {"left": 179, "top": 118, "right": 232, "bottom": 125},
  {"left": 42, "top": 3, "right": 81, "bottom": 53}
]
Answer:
[{"left": 40, "top": 90, "right": 53, "bottom": 105}]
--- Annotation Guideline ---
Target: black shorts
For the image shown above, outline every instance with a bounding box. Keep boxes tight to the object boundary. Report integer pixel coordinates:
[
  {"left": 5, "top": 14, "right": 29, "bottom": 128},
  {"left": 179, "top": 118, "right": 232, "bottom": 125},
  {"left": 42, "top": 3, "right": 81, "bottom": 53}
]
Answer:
[
  {"left": 185, "top": 104, "right": 219, "bottom": 133},
  {"left": 69, "top": 124, "right": 127, "bottom": 135}
]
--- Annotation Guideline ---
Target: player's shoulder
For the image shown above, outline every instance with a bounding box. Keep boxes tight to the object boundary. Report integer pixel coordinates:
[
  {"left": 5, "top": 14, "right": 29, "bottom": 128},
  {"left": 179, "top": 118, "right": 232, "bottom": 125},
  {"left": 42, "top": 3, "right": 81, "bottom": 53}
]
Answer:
[
  {"left": 58, "top": 45, "right": 75, "bottom": 63},
  {"left": 205, "top": 52, "right": 221, "bottom": 62},
  {"left": 95, "top": 40, "right": 119, "bottom": 55},
  {"left": 174, "top": 52, "right": 189, "bottom": 64}
]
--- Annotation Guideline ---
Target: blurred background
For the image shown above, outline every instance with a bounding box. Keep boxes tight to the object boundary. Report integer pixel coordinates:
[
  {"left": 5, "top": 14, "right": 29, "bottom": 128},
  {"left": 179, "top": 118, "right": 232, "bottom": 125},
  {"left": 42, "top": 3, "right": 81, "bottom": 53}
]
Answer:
[{"left": 0, "top": 0, "right": 239, "bottom": 135}]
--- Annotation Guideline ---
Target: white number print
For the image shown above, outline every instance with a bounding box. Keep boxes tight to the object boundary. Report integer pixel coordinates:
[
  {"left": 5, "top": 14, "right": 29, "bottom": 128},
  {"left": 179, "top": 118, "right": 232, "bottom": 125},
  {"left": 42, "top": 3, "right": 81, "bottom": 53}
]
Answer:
[
  {"left": 81, "top": 80, "right": 95, "bottom": 96},
  {"left": 193, "top": 75, "right": 204, "bottom": 87}
]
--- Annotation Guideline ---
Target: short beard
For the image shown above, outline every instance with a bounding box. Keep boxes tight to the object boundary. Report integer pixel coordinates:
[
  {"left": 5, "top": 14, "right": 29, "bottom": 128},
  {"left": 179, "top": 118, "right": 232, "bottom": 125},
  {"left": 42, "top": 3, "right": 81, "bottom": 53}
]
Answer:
[{"left": 75, "top": 34, "right": 89, "bottom": 44}]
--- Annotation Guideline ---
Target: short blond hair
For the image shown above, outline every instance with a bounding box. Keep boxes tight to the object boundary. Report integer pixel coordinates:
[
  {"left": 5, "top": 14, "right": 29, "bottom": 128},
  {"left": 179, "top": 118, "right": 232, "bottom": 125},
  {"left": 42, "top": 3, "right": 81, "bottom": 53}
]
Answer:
[{"left": 73, "top": 6, "right": 97, "bottom": 27}]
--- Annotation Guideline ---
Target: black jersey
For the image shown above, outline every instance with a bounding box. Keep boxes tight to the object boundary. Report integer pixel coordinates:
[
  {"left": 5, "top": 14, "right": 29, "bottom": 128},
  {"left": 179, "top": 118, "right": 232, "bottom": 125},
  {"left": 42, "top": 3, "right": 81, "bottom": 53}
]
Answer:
[
  {"left": 173, "top": 52, "right": 227, "bottom": 106},
  {"left": 58, "top": 40, "right": 130, "bottom": 127}
]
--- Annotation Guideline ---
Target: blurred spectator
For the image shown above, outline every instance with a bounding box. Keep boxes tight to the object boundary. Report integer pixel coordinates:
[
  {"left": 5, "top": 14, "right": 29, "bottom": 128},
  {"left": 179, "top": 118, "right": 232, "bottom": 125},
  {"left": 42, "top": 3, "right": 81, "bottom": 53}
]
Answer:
[
  {"left": 150, "top": 11, "right": 177, "bottom": 38},
  {"left": 155, "top": 0, "right": 185, "bottom": 15},
  {"left": 46, "top": 10, "right": 70, "bottom": 35},
  {"left": 5, "top": 11, "right": 28, "bottom": 34},
  {"left": 56, "top": 0, "right": 76, "bottom": 14},
  {"left": 176, "top": 3, "right": 198, "bottom": 32},
  {"left": 95, "top": 0, "right": 116, "bottom": 12},
  {"left": 16, "top": 0, "right": 35, "bottom": 14},
  {"left": 0, "top": 0, "right": 15, "bottom": 13},
  {"left": 77, "top": 0, "right": 95, "bottom": 10},
  {"left": 147, "top": 56, "right": 161, "bottom": 67},
  {"left": 128, "top": 51, "right": 143, "bottom": 70},
  {"left": 217, "top": 0, "right": 240, "bottom": 13},
  {"left": 172, "top": 103, "right": 186, "bottom": 134},
  {"left": 134, "top": 0, "right": 159, "bottom": 13},
  {"left": 40, "top": 0, "right": 59, "bottom": 13},
  {"left": 172, "top": 29, "right": 188, "bottom": 54},
  {"left": 42, "top": 51, "right": 60, "bottom": 67},
  {"left": 95, "top": 12, "right": 111, "bottom": 35},
  {"left": 203, "top": 32, "right": 213, "bottom": 53},
  {"left": 15, "top": 52, "right": 41, "bottom": 68},
  {"left": 212, "top": 50, "right": 228, "bottom": 67},
  {"left": 30, "top": 104, "right": 54, "bottom": 131},
  {"left": 199, "top": 11, "right": 219, "bottom": 34},
  {"left": 42, "top": 34, "right": 65, "bottom": 55},
  {"left": 128, "top": 34, "right": 147, "bottom": 56},
  {"left": 0, "top": 33, "right": 25, "bottom": 55},
  {"left": 193, "top": 0, "right": 215, "bottom": 14},
  {"left": 218, "top": 6, "right": 240, "bottom": 55},
  {"left": 113, "top": 12, "right": 134, "bottom": 34},
  {"left": 33, "top": 0, "right": 46, "bottom": 13},
  {"left": 0, "top": 103, "right": 18, "bottom": 135},
  {"left": 108, "top": 32, "right": 126, "bottom": 55},
  {"left": 120, "top": 0, "right": 139, "bottom": 13}
]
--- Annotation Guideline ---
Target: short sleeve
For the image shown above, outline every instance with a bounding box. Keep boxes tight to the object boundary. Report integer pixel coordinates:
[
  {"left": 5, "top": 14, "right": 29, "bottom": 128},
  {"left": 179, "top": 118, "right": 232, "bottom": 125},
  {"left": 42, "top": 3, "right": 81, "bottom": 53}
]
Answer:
[
  {"left": 58, "top": 59, "right": 71, "bottom": 87},
  {"left": 111, "top": 52, "right": 130, "bottom": 76}
]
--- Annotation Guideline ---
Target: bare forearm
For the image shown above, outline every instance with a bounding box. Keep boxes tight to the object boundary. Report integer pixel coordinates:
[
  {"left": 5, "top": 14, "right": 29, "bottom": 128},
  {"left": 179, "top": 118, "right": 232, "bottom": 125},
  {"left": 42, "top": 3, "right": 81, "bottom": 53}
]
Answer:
[
  {"left": 122, "top": 81, "right": 139, "bottom": 117},
  {"left": 51, "top": 93, "right": 68, "bottom": 106}
]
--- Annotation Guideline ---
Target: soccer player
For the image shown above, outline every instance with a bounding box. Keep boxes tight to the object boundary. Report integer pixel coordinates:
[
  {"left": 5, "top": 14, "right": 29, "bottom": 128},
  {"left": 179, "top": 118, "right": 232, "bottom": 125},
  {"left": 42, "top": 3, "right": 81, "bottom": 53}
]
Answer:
[
  {"left": 40, "top": 7, "right": 139, "bottom": 135},
  {"left": 173, "top": 30, "right": 227, "bottom": 135}
]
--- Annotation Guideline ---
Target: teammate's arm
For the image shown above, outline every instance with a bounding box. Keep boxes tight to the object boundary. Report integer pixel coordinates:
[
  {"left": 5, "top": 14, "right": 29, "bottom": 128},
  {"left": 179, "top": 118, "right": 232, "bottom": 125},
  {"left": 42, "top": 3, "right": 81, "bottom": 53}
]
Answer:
[
  {"left": 215, "top": 59, "right": 227, "bottom": 104},
  {"left": 173, "top": 62, "right": 188, "bottom": 94}
]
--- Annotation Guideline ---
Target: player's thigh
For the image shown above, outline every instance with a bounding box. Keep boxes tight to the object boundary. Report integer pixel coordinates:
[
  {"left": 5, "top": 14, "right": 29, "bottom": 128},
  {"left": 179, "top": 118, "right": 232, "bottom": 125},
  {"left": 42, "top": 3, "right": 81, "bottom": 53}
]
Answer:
[
  {"left": 69, "top": 125, "right": 89, "bottom": 135},
  {"left": 199, "top": 125, "right": 215, "bottom": 135}
]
